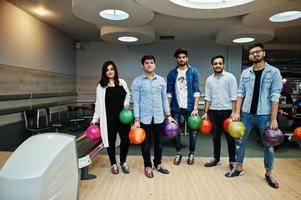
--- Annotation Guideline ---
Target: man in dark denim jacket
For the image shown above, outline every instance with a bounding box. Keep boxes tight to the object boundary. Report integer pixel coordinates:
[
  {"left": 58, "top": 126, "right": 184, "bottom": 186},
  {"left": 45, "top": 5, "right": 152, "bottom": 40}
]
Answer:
[{"left": 167, "top": 48, "right": 200, "bottom": 165}]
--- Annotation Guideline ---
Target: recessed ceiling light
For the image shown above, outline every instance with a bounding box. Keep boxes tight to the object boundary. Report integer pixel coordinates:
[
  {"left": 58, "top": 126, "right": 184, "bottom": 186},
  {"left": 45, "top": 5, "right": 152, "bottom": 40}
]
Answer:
[
  {"left": 99, "top": 9, "right": 129, "bottom": 21},
  {"left": 118, "top": 36, "right": 138, "bottom": 42},
  {"left": 169, "top": 0, "right": 254, "bottom": 9},
  {"left": 232, "top": 37, "right": 255, "bottom": 43},
  {"left": 35, "top": 8, "right": 46, "bottom": 16},
  {"left": 269, "top": 11, "right": 301, "bottom": 22}
]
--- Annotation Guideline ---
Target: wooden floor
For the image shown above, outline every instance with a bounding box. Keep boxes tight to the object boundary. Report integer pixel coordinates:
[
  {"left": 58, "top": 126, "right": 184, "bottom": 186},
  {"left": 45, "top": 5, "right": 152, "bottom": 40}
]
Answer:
[{"left": 1, "top": 152, "right": 301, "bottom": 200}]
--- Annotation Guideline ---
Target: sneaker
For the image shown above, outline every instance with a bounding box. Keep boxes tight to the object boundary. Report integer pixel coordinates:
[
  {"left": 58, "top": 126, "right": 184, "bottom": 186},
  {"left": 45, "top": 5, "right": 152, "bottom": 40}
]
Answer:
[
  {"left": 144, "top": 167, "right": 154, "bottom": 178},
  {"left": 204, "top": 159, "right": 220, "bottom": 167},
  {"left": 225, "top": 168, "right": 244, "bottom": 177},
  {"left": 187, "top": 153, "right": 194, "bottom": 165},
  {"left": 265, "top": 175, "right": 279, "bottom": 189},
  {"left": 154, "top": 164, "right": 169, "bottom": 174},
  {"left": 111, "top": 164, "right": 119, "bottom": 175},
  {"left": 119, "top": 161, "right": 130, "bottom": 174},
  {"left": 174, "top": 154, "right": 182, "bottom": 165}
]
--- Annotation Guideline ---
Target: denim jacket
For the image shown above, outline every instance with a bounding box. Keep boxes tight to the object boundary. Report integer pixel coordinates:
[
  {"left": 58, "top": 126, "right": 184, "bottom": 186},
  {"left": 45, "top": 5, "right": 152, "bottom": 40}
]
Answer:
[
  {"left": 167, "top": 65, "right": 200, "bottom": 113},
  {"left": 238, "top": 62, "right": 282, "bottom": 115}
]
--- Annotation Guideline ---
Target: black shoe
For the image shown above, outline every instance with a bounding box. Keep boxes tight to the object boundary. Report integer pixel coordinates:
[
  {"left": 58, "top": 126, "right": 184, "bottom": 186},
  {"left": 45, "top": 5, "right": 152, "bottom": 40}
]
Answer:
[
  {"left": 225, "top": 168, "right": 244, "bottom": 177},
  {"left": 265, "top": 175, "right": 279, "bottom": 189},
  {"left": 204, "top": 159, "right": 220, "bottom": 167},
  {"left": 118, "top": 161, "right": 130, "bottom": 174},
  {"left": 174, "top": 154, "right": 182, "bottom": 165},
  {"left": 187, "top": 153, "right": 194, "bottom": 165},
  {"left": 154, "top": 164, "right": 169, "bottom": 174}
]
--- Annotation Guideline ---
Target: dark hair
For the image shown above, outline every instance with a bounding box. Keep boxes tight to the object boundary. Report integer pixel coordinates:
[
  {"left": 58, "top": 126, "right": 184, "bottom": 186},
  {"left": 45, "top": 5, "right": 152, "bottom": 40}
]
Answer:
[
  {"left": 99, "top": 60, "right": 119, "bottom": 87},
  {"left": 248, "top": 43, "right": 265, "bottom": 52},
  {"left": 141, "top": 55, "right": 156, "bottom": 65},
  {"left": 211, "top": 55, "right": 225, "bottom": 65},
  {"left": 174, "top": 48, "right": 188, "bottom": 58}
]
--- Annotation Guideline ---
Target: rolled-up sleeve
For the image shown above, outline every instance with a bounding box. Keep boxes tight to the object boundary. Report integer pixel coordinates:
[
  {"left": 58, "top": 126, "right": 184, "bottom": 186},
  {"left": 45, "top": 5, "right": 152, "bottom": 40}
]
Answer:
[
  {"left": 193, "top": 69, "right": 201, "bottom": 97},
  {"left": 131, "top": 79, "right": 140, "bottom": 118},
  {"left": 237, "top": 71, "right": 246, "bottom": 98},
  {"left": 230, "top": 75, "right": 238, "bottom": 101},
  {"left": 270, "top": 69, "right": 283, "bottom": 102}
]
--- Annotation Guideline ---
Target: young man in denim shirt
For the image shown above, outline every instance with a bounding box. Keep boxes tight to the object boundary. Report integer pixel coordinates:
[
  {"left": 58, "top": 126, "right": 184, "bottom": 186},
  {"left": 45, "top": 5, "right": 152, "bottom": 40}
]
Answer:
[
  {"left": 226, "top": 43, "right": 283, "bottom": 189},
  {"left": 167, "top": 48, "right": 200, "bottom": 165},
  {"left": 131, "top": 55, "right": 175, "bottom": 178}
]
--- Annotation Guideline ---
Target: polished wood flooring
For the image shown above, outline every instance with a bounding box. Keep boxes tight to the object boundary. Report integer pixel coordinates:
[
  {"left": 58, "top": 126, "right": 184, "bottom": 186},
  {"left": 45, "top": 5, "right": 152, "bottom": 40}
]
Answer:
[{"left": 1, "top": 152, "right": 300, "bottom": 200}]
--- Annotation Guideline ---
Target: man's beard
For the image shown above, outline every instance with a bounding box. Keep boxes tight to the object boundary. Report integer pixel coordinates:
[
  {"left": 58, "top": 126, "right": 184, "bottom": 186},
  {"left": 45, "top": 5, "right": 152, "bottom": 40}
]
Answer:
[
  {"left": 178, "top": 62, "right": 187, "bottom": 67},
  {"left": 252, "top": 57, "right": 263, "bottom": 64}
]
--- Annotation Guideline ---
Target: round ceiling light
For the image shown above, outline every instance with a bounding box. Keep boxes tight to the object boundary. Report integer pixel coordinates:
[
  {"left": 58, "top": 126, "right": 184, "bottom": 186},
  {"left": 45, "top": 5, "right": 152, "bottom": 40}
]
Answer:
[
  {"left": 168, "top": 0, "right": 254, "bottom": 9},
  {"left": 269, "top": 11, "right": 301, "bottom": 22},
  {"left": 232, "top": 37, "right": 255, "bottom": 43},
  {"left": 99, "top": 9, "right": 129, "bottom": 21},
  {"left": 118, "top": 36, "right": 138, "bottom": 42}
]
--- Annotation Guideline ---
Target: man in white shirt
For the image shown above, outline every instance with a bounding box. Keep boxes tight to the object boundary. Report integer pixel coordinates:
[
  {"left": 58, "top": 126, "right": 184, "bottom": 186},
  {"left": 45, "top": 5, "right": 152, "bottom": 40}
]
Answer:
[{"left": 202, "top": 55, "right": 237, "bottom": 170}]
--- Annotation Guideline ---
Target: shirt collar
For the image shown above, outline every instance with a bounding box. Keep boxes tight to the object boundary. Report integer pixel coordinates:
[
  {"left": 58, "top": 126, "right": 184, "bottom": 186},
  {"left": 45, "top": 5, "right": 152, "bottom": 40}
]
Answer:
[
  {"left": 214, "top": 70, "right": 225, "bottom": 77},
  {"left": 142, "top": 73, "right": 158, "bottom": 80}
]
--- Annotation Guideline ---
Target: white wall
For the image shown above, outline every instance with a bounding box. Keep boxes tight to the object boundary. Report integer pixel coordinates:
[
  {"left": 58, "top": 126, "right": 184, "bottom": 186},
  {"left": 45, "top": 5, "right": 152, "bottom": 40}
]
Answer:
[
  {"left": 0, "top": 1, "right": 75, "bottom": 75},
  {"left": 76, "top": 41, "right": 242, "bottom": 92}
]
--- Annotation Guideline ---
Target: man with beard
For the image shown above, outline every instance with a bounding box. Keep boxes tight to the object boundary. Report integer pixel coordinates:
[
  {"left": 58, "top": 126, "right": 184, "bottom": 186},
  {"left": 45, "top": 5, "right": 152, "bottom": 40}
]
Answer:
[
  {"left": 225, "top": 43, "right": 283, "bottom": 189},
  {"left": 167, "top": 48, "right": 200, "bottom": 165},
  {"left": 201, "top": 55, "right": 237, "bottom": 170},
  {"left": 132, "top": 55, "right": 175, "bottom": 178}
]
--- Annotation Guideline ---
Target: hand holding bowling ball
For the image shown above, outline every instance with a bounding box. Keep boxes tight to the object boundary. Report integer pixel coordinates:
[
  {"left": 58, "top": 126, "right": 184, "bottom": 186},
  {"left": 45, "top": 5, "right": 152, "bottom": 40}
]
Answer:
[
  {"left": 129, "top": 128, "right": 146, "bottom": 144},
  {"left": 86, "top": 124, "right": 101, "bottom": 141},
  {"left": 263, "top": 128, "right": 284, "bottom": 146},
  {"left": 187, "top": 115, "right": 202, "bottom": 130},
  {"left": 164, "top": 121, "right": 179, "bottom": 138},
  {"left": 228, "top": 121, "right": 246, "bottom": 138},
  {"left": 199, "top": 119, "right": 213, "bottom": 134}
]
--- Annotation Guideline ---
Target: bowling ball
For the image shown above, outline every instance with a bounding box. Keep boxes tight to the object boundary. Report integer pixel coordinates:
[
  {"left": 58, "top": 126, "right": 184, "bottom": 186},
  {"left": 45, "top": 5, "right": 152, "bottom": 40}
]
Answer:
[
  {"left": 129, "top": 128, "right": 146, "bottom": 144},
  {"left": 119, "top": 108, "right": 134, "bottom": 125},
  {"left": 262, "top": 128, "right": 284, "bottom": 146},
  {"left": 187, "top": 115, "right": 202, "bottom": 130},
  {"left": 293, "top": 127, "right": 301, "bottom": 141},
  {"left": 86, "top": 125, "right": 101, "bottom": 141},
  {"left": 199, "top": 119, "right": 213, "bottom": 134},
  {"left": 223, "top": 118, "right": 233, "bottom": 132},
  {"left": 164, "top": 121, "right": 179, "bottom": 138},
  {"left": 228, "top": 121, "right": 246, "bottom": 138}
]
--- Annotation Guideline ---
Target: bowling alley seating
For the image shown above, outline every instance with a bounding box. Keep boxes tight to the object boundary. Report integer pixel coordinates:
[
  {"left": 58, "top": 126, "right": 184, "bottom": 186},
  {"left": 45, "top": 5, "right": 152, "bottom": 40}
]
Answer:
[{"left": 23, "top": 108, "right": 53, "bottom": 135}]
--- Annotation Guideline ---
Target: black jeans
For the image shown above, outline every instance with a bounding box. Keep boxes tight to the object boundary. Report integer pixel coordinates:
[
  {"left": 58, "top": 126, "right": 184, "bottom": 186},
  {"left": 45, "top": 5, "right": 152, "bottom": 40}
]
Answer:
[
  {"left": 173, "top": 108, "right": 198, "bottom": 153},
  {"left": 209, "top": 110, "right": 236, "bottom": 163},
  {"left": 140, "top": 119, "right": 164, "bottom": 168}
]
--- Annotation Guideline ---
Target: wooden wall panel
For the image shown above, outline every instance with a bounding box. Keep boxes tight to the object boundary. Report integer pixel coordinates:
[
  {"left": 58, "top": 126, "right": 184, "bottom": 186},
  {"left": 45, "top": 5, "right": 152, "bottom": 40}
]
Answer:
[{"left": 0, "top": 64, "right": 76, "bottom": 94}]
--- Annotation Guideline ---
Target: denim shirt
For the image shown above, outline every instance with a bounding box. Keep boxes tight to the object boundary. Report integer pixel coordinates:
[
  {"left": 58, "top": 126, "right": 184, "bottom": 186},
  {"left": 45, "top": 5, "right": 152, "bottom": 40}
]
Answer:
[
  {"left": 238, "top": 62, "right": 282, "bottom": 115},
  {"left": 167, "top": 65, "right": 200, "bottom": 113},
  {"left": 131, "top": 73, "right": 170, "bottom": 125}
]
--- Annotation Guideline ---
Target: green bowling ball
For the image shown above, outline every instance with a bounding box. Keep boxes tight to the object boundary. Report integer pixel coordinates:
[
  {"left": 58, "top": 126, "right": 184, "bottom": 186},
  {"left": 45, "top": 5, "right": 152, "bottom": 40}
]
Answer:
[
  {"left": 187, "top": 115, "right": 202, "bottom": 130},
  {"left": 119, "top": 108, "right": 134, "bottom": 125},
  {"left": 228, "top": 121, "right": 246, "bottom": 138}
]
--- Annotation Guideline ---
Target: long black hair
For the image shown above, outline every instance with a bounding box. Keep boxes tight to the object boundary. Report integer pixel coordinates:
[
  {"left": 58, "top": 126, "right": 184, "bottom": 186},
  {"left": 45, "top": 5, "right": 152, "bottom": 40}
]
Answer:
[{"left": 99, "top": 60, "right": 119, "bottom": 87}]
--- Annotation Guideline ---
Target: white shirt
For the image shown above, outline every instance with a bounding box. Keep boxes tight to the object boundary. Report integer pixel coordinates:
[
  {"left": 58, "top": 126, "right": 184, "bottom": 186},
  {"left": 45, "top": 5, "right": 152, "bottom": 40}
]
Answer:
[
  {"left": 176, "top": 68, "right": 188, "bottom": 109},
  {"left": 204, "top": 71, "right": 237, "bottom": 110}
]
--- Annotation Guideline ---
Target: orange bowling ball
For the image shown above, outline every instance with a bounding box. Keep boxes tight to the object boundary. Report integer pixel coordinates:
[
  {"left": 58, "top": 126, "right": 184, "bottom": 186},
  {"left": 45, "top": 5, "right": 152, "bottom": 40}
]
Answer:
[
  {"left": 223, "top": 118, "right": 233, "bottom": 132},
  {"left": 129, "top": 128, "right": 146, "bottom": 144},
  {"left": 199, "top": 119, "right": 213, "bottom": 134},
  {"left": 293, "top": 127, "right": 301, "bottom": 141}
]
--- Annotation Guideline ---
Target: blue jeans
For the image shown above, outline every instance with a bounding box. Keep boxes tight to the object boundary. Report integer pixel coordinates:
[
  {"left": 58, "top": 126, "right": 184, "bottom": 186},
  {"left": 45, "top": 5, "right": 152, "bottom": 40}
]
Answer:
[
  {"left": 172, "top": 108, "right": 197, "bottom": 153},
  {"left": 236, "top": 112, "right": 274, "bottom": 171}
]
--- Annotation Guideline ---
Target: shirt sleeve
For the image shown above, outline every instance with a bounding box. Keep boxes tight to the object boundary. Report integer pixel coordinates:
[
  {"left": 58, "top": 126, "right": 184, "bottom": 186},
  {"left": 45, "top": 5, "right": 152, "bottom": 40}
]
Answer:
[
  {"left": 237, "top": 71, "right": 246, "bottom": 98},
  {"left": 270, "top": 69, "right": 283, "bottom": 102},
  {"left": 193, "top": 69, "right": 201, "bottom": 97},
  {"left": 161, "top": 78, "right": 170, "bottom": 114},
  {"left": 230, "top": 74, "right": 238, "bottom": 101},
  {"left": 131, "top": 78, "right": 140, "bottom": 118},
  {"left": 166, "top": 72, "right": 173, "bottom": 97}
]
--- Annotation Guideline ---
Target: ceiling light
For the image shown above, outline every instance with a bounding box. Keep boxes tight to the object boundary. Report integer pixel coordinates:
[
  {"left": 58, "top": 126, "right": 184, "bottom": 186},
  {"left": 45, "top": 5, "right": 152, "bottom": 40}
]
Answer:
[
  {"left": 232, "top": 37, "right": 255, "bottom": 43},
  {"left": 269, "top": 11, "right": 301, "bottom": 22},
  {"left": 118, "top": 36, "right": 138, "bottom": 42},
  {"left": 99, "top": 9, "right": 129, "bottom": 21},
  {"left": 169, "top": 0, "right": 254, "bottom": 9},
  {"left": 35, "top": 8, "right": 46, "bottom": 16}
]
